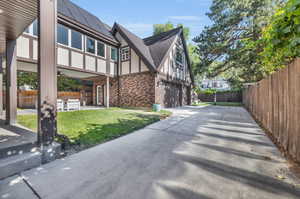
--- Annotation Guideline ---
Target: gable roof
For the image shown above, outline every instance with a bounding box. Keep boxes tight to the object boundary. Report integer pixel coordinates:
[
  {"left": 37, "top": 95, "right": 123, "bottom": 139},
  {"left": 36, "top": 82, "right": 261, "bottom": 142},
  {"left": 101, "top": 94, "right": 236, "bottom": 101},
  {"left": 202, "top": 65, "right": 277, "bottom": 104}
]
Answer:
[
  {"left": 144, "top": 27, "right": 182, "bottom": 68},
  {"left": 58, "top": 0, "right": 116, "bottom": 42},
  {"left": 112, "top": 23, "right": 183, "bottom": 72}
]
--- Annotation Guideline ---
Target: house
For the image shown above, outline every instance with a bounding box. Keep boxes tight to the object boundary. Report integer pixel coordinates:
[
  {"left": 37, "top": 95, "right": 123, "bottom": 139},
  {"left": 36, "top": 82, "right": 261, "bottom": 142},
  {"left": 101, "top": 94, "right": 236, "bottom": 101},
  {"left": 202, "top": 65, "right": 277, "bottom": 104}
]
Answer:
[
  {"left": 16, "top": 0, "right": 194, "bottom": 108},
  {"left": 0, "top": 0, "right": 193, "bottom": 179}
]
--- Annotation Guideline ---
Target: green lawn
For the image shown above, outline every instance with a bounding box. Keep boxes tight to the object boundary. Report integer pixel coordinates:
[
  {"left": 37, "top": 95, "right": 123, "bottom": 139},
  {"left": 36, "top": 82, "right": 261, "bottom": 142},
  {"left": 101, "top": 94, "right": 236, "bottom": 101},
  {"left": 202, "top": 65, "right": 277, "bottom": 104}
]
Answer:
[
  {"left": 18, "top": 108, "right": 171, "bottom": 147},
  {"left": 192, "top": 102, "right": 243, "bottom": 107}
]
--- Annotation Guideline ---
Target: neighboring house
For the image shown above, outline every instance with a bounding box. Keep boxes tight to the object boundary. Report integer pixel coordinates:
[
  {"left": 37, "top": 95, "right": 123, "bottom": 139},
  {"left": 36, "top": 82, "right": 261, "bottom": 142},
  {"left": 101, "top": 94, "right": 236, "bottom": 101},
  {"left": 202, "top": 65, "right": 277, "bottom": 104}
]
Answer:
[
  {"left": 201, "top": 78, "right": 231, "bottom": 91},
  {"left": 16, "top": 0, "right": 194, "bottom": 108}
]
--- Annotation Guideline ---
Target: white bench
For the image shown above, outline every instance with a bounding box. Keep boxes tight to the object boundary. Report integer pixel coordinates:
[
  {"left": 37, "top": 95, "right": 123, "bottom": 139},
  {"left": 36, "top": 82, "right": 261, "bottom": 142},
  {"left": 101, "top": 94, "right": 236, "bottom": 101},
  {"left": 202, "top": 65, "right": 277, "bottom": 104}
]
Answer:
[
  {"left": 57, "top": 99, "right": 64, "bottom": 111},
  {"left": 66, "top": 99, "right": 81, "bottom": 111}
]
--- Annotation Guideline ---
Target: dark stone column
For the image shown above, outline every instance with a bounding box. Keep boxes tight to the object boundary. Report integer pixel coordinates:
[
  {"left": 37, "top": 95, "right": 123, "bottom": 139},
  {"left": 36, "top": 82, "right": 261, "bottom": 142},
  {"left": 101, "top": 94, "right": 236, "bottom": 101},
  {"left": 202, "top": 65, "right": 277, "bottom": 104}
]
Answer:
[
  {"left": 5, "top": 40, "right": 17, "bottom": 125},
  {"left": 37, "top": 0, "right": 58, "bottom": 146}
]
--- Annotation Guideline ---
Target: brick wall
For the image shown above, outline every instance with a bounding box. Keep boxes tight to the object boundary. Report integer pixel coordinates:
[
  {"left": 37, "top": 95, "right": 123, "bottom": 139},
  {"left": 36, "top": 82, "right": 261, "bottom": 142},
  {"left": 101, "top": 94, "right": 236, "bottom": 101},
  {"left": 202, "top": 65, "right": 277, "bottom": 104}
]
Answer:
[{"left": 119, "top": 72, "right": 155, "bottom": 107}]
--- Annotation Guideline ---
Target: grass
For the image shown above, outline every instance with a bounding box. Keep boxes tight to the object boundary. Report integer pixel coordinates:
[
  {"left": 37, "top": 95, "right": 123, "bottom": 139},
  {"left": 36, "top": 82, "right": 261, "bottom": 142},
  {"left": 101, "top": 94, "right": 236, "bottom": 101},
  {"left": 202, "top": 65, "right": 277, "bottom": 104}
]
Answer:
[
  {"left": 192, "top": 102, "right": 243, "bottom": 107},
  {"left": 17, "top": 108, "right": 172, "bottom": 148}
]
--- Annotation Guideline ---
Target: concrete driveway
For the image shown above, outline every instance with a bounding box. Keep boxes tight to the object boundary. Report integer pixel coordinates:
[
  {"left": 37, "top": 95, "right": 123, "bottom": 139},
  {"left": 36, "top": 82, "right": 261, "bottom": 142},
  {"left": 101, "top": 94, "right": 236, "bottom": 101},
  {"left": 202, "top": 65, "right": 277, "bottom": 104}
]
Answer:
[{"left": 1, "top": 106, "right": 300, "bottom": 199}]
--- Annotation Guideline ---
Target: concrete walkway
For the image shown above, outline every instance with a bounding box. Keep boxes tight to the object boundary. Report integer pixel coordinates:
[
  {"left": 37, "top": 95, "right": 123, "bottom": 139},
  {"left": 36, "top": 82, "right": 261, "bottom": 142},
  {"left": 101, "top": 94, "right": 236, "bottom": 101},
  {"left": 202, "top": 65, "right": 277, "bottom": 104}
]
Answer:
[{"left": 1, "top": 106, "right": 300, "bottom": 199}]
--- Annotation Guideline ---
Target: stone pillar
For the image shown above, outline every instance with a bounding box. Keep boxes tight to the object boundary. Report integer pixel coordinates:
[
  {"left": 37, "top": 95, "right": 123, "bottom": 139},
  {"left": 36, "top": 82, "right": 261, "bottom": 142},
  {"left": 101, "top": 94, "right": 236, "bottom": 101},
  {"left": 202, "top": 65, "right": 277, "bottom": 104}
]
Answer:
[
  {"left": 5, "top": 40, "right": 17, "bottom": 125},
  {"left": 37, "top": 0, "right": 58, "bottom": 146}
]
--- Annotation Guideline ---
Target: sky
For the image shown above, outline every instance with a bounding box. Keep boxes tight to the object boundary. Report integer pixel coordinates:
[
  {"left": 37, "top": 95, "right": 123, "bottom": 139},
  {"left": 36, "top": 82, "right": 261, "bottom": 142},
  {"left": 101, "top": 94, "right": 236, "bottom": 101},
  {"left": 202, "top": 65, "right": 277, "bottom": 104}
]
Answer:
[{"left": 71, "top": 0, "right": 213, "bottom": 42}]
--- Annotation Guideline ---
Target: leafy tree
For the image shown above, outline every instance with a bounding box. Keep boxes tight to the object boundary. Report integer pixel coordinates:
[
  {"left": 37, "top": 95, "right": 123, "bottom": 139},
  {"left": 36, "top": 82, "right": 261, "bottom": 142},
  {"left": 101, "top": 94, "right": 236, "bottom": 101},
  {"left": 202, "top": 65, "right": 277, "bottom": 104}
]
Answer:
[
  {"left": 260, "top": 0, "right": 300, "bottom": 71},
  {"left": 17, "top": 71, "right": 84, "bottom": 91},
  {"left": 153, "top": 21, "right": 190, "bottom": 40},
  {"left": 193, "top": 0, "right": 285, "bottom": 85}
]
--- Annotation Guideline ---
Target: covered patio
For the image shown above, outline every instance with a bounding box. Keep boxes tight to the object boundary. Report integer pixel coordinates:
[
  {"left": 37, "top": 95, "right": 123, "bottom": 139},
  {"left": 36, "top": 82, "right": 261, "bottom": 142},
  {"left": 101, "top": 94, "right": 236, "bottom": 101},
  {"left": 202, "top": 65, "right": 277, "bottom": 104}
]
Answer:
[{"left": 0, "top": 0, "right": 63, "bottom": 179}]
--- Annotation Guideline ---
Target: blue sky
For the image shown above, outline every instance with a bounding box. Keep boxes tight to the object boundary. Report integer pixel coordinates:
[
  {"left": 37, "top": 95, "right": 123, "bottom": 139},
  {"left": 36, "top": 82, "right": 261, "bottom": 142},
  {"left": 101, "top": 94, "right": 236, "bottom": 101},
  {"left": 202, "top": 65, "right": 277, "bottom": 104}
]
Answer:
[{"left": 71, "top": 0, "right": 212, "bottom": 42}]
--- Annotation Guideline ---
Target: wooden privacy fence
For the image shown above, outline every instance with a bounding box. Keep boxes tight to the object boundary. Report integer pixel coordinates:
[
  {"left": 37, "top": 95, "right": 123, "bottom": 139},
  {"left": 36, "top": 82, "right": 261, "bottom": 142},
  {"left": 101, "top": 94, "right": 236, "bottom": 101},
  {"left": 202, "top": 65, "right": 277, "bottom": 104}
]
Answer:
[
  {"left": 243, "top": 58, "right": 300, "bottom": 163},
  {"left": 199, "top": 91, "right": 242, "bottom": 102},
  {"left": 17, "top": 90, "right": 92, "bottom": 108}
]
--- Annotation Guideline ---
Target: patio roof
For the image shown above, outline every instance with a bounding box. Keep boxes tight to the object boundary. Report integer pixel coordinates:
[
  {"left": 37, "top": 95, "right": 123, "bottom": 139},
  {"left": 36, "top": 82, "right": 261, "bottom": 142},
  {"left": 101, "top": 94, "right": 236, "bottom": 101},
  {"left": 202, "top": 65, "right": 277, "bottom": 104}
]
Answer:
[{"left": 0, "top": 0, "right": 38, "bottom": 54}]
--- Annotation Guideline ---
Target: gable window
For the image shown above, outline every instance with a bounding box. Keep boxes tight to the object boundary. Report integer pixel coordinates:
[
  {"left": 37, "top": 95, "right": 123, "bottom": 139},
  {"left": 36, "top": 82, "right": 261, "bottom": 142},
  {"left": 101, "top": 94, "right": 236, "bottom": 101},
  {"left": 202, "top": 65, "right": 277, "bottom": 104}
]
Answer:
[
  {"left": 57, "top": 24, "right": 69, "bottom": 46},
  {"left": 97, "top": 41, "right": 105, "bottom": 57},
  {"left": 121, "top": 47, "right": 130, "bottom": 61},
  {"left": 71, "top": 30, "right": 82, "bottom": 50},
  {"left": 111, "top": 47, "right": 118, "bottom": 61},
  {"left": 86, "top": 37, "right": 95, "bottom": 54},
  {"left": 176, "top": 48, "right": 184, "bottom": 66}
]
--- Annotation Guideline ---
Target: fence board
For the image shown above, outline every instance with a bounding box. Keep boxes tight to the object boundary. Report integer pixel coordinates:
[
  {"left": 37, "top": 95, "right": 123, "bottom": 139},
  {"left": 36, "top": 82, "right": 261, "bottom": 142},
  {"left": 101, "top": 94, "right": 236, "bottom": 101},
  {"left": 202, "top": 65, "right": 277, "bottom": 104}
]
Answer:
[{"left": 243, "top": 58, "right": 300, "bottom": 163}]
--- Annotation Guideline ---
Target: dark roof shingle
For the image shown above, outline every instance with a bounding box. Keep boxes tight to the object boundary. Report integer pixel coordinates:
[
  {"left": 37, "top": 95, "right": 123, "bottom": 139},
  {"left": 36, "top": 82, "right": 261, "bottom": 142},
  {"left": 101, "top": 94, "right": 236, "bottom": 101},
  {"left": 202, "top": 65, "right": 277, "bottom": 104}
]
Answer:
[{"left": 58, "top": 0, "right": 116, "bottom": 41}]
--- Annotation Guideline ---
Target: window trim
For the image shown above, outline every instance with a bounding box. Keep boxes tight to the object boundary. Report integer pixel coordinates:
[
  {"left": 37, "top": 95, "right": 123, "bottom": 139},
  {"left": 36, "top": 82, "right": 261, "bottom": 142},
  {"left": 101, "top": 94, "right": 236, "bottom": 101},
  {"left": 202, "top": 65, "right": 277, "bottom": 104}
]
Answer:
[
  {"left": 121, "top": 47, "right": 130, "bottom": 61},
  {"left": 85, "top": 36, "right": 96, "bottom": 55},
  {"left": 110, "top": 47, "right": 118, "bottom": 61},
  {"left": 57, "top": 24, "right": 70, "bottom": 46},
  {"left": 70, "top": 29, "right": 83, "bottom": 51},
  {"left": 96, "top": 40, "right": 106, "bottom": 58}
]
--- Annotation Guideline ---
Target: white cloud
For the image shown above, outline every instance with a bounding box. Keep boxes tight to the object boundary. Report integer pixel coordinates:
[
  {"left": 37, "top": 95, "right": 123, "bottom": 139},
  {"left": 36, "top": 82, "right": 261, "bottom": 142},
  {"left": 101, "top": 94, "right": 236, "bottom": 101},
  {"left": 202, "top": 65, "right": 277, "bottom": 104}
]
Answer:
[{"left": 168, "top": 16, "right": 202, "bottom": 21}]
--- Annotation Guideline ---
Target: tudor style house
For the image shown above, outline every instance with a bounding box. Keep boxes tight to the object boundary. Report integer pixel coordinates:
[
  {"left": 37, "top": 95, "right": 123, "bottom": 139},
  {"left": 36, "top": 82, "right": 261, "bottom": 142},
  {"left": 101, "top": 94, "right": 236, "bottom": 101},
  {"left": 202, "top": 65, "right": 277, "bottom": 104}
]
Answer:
[{"left": 16, "top": 0, "right": 194, "bottom": 108}]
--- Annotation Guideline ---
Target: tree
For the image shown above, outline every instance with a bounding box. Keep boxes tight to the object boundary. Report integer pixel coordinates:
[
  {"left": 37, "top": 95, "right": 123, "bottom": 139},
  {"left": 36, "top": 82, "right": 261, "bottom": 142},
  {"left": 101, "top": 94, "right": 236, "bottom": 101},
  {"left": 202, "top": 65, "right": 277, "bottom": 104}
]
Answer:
[
  {"left": 193, "top": 0, "right": 285, "bottom": 85},
  {"left": 153, "top": 21, "right": 190, "bottom": 40},
  {"left": 17, "top": 71, "right": 84, "bottom": 91}
]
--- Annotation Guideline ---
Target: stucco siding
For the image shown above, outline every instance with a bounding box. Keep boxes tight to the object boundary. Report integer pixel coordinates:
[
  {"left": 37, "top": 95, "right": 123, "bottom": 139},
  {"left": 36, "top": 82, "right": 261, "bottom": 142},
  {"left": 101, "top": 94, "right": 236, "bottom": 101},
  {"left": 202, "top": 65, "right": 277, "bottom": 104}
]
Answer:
[
  {"left": 71, "top": 51, "right": 84, "bottom": 69},
  {"left": 131, "top": 49, "right": 139, "bottom": 73},
  {"left": 122, "top": 61, "right": 130, "bottom": 75},
  {"left": 85, "top": 55, "right": 96, "bottom": 71},
  {"left": 33, "top": 40, "right": 38, "bottom": 60},
  {"left": 17, "top": 36, "right": 30, "bottom": 58},
  {"left": 57, "top": 47, "right": 69, "bottom": 66},
  {"left": 97, "top": 59, "right": 106, "bottom": 73}
]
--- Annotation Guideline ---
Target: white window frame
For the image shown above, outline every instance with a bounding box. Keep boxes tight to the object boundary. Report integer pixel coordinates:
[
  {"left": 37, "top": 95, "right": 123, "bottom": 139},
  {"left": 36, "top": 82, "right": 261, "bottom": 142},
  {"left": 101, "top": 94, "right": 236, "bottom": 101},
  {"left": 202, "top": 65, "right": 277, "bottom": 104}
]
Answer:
[
  {"left": 85, "top": 36, "right": 96, "bottom": 55},
  {"left": 121, "top": 47, "right": 130, "bottom": 61},
  {"left": 57, "top": 24, "right": 70, "bottom": 47},
  {"left": 70, "top": 29, "right": 84, "bottom": 51},
  {"left": 96, "top": 41, "right": 106, "bottom": 58},
  {"left": 110, "top": 47, "right": 118, "bottom": 61}
]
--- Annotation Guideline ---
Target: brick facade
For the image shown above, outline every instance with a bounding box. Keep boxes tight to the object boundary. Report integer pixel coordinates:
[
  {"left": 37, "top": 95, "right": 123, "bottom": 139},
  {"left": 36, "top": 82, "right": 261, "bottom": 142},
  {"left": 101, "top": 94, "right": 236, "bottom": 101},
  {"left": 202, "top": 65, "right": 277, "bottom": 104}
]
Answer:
[
  {"left": 119, "top": 72, "right": 155, "bottom": 107},
  {"left": 92, "top": 72, "right": 191, "bottom": 108}
]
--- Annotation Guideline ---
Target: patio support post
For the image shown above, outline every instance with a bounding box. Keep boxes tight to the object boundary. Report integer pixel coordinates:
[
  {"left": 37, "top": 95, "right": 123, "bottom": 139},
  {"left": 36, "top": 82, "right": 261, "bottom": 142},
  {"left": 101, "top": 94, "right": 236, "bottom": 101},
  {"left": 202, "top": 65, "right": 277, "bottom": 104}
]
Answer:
[
  {"left": 106, "top": 76, "right": 110, "bottom": 108},
  {"left": 37, "top": 0, "right": 58, "bottom": 146},
  {"left": 5, "top": 40, "right": 17, "bottom": 125}
]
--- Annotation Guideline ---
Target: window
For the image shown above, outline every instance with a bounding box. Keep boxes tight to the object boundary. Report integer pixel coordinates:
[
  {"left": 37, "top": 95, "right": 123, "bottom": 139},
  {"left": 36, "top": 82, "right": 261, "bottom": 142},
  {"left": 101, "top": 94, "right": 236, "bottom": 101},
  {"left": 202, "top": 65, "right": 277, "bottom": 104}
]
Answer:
[
  {"left": 97, "top": 42, "right": 105, "bottom": 57},
  {"left": 32, "top": 20, "right": 38, "bottom": 36},
  {"left": 121, "top": 47, "right": 129, "bottom": 61},
  {"left": 71, "top": 30, "right": 82, "bottom": 50},
  {"left": 86, "top": 37, "right": 95, "bottom": 54},
  {"left": 111, "top": 47, "right": 118, "bottom": 61},
  {"left": 57, "top": 24, "right": 69, "bottom": 46},
  {"left": 175, "top": 48, "right": 184, "bottom": 65}
]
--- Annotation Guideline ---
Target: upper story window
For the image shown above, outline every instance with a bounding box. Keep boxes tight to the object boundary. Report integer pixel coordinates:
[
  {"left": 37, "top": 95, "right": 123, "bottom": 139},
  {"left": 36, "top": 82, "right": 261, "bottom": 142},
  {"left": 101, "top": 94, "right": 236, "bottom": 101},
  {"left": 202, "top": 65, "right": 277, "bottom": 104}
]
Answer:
[
  {"left": 121, "top": 47, "right": 130, "bottom": 61},
  {"left": 111, "top": 47, "right": 118, "bottom": 61},
  {"left": 32, "top": 20, "right": 38, "bottom": 36},
  {"left": 24, "top": 20, "right": 38, "bottom": 36},
  {"left": 86, "top": 37, "right": 96, "bottom": 54},
  {"left": 175, "top": 48, "right": 184, "bottom": 67},
  {"left": 97, "top": 41, "right": 105, "bottom": 57},
  {"left": 57, "top": 24, "right": 69, "bottom": 46},
  {"left": 71, "top": 30, "right": 82, "bottom": 50}
]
